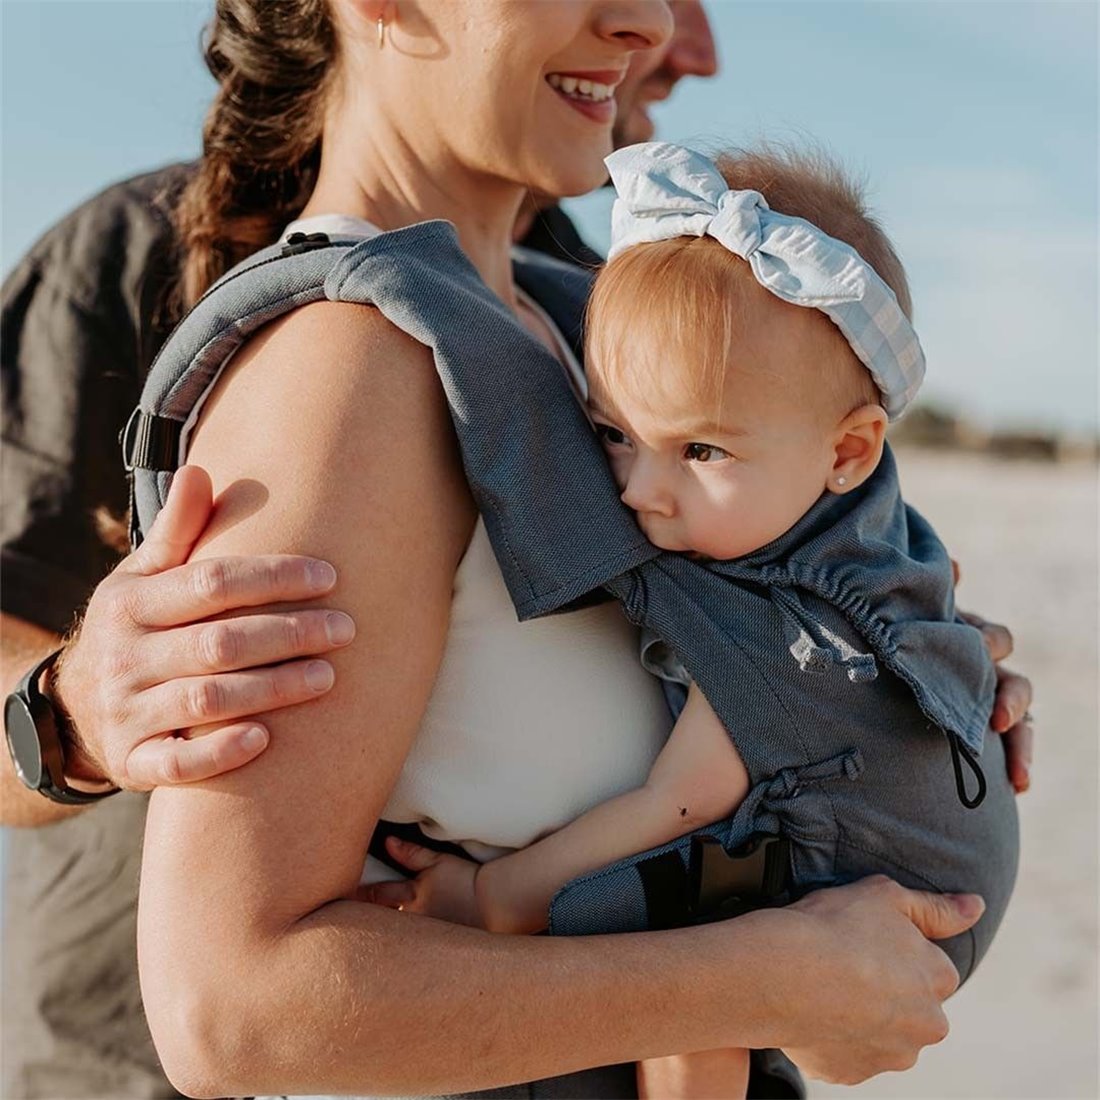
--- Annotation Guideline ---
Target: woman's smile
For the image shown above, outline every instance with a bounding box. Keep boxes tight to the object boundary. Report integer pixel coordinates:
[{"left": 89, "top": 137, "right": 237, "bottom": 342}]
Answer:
[{"left": 546, "top": 68, "right": 625, "bottom": 124}]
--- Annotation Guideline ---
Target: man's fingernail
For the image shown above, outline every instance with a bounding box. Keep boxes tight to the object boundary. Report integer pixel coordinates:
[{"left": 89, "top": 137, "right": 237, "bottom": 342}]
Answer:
[
  {"left": 325, "top": 611, "right": 355, "bottom": 645},
  {"left": 305, "top": 660, "right": 335, "bottom": 692},
  {"left": 308, "top": 561, "right": 337, "bottom": 590},
  {"left": 241, "top": 726, "right": 268, "bottom": 751},
  {"left": 948, "top": 893, "right": 985, "bottom": 919}
]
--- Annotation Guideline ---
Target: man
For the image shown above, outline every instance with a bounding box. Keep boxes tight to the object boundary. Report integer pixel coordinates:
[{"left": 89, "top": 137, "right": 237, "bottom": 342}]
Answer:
[{"left": 1, "top": 5, "right": 720, "bottom": 1097}]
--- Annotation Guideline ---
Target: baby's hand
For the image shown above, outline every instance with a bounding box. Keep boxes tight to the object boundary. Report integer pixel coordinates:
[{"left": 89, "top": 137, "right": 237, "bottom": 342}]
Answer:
[{"left": 358, "top": 835, "right": 485, "bottom": 929}]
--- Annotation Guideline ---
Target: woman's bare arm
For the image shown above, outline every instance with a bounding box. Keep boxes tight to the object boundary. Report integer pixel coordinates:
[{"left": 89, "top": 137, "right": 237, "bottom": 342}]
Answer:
[{"left": 136, "top": 303, "right": 983, "bottom": 1099}]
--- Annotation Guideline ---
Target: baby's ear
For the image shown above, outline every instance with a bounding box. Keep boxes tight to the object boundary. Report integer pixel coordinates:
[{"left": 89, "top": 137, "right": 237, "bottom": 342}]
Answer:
[{"left": 829, "top": 404, "right": 888, "bottom": 493}]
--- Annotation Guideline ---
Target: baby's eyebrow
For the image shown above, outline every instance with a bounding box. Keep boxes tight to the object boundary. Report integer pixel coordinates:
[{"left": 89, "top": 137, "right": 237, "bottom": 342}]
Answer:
[{"left": 672, "top": 417, "right": 751, "bottom": 438}]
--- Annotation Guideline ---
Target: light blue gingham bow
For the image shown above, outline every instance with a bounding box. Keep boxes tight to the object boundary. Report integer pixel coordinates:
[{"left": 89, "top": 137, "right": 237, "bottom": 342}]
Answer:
[{"left": 605, "top": 142, "right": 924, "bottom": 420}]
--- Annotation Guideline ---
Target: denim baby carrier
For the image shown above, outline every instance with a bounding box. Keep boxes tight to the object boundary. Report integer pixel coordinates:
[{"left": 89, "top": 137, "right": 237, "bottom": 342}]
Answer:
[{"left": 126, "top": 222, "right": 1017, "bottom": 1097}]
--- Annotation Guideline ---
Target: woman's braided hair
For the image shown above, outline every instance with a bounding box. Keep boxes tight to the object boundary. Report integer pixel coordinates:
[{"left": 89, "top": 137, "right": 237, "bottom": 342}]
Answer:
[{"left": 175, "top": 0, "right": 337, "bottom": 307}]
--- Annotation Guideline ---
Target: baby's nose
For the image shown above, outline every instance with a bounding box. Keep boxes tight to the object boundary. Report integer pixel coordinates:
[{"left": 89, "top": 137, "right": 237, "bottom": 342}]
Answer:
[{"left": 621, "top": 465, "right": 675, "bottom": 517}]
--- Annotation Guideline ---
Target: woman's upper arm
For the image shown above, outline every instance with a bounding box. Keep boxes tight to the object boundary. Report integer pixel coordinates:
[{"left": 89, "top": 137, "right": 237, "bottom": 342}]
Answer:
[{"left": 138, "top": 302, "right": 474, "bottom": 994}]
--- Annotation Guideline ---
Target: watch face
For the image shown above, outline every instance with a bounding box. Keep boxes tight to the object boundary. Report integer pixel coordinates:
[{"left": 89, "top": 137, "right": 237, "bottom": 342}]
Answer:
[{"left": 4, "top": 692, "right": 44, "bottom": 789}]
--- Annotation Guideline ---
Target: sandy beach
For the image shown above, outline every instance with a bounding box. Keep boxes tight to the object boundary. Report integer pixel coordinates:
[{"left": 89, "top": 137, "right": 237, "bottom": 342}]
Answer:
[{"left": 812, "top": 447, "right": 1099, "bottom": 1100}]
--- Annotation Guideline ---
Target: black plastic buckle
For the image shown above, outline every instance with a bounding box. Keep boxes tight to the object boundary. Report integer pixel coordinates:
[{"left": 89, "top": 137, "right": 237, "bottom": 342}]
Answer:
[
  {"left": 636, "top": 831, "right": 792, "bottom": 930},
  {"left": 281, "top": 231, "right": 332, "bottom": 257},
  {"left": 120, "top": 407, "right": 180, "bottom": 473},
  {"left": 688, "top": 833, "right": 792, "bottom": 923}
]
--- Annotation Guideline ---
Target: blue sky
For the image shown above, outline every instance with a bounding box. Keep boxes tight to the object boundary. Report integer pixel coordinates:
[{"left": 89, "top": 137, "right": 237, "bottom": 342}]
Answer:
[{"left": 2, "top": 0, "right": 1097, "bottom": 432}]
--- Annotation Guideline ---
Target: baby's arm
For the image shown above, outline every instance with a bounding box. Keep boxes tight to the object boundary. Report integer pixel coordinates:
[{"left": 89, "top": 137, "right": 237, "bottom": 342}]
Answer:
[{"left": 476, "top": 683, "right": 751, "bottom": 933}]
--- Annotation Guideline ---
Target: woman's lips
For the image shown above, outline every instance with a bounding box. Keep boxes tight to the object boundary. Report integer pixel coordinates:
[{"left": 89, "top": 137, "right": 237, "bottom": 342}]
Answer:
[{"left": 546, "top": 70, "right": 623, "bottom": 125}]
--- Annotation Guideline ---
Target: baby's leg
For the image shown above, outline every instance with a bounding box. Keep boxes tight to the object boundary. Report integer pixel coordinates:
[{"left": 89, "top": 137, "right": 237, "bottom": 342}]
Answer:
[{"left": 636, "top": 1048, "right": 750, "bottom": 1100}]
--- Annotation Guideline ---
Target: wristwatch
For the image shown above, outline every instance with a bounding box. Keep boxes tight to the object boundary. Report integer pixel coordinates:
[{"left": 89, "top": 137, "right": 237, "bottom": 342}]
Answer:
[{"left": 4, "top": 648, "right": 120, "bottom": 804}]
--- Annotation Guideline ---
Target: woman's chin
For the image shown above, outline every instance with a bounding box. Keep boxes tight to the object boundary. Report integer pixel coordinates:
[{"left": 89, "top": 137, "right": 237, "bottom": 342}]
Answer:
[{"left": 529, "top": 148, "right": 613, "bottom": 200}]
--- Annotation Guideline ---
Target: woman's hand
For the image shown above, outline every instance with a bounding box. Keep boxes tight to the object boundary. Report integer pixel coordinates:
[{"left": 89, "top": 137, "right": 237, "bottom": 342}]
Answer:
[
  {"left": 953, "top": 558, "right": 1034, "bottom": 793},
  {"left": 53, "top": 466, "right": 356, "bottom": 791},
  {"left": 360, "top": 836, "right": 486, "bottom": 930},
  {"left": 739, "top": 876, "right": 984, "bottom": 1085}
]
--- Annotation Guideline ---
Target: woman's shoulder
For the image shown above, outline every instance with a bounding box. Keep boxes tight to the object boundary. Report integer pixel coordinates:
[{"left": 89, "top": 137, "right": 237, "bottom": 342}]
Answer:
[
  {"left": 188, "top": 296, "right": 472, "bottom": 562},
  {"left": 197, "top": 298, "right": 442, "bottom": 444},
  {"left": 253, "top": 298, "right": 434, "bottom": 387}
]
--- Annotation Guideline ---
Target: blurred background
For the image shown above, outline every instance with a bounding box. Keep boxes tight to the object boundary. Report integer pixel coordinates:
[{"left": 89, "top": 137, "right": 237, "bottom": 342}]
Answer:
[{"left": 2, "top": 1, "right": 1097, "bottom": 1098}]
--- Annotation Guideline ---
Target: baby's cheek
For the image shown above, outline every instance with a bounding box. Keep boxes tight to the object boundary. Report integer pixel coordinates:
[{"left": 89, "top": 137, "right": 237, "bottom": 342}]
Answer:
[
  {"left": 605, "top": 451, "right": 632, "bottom": 493},
  {"left": 691, "top": 480, "right": 760, "bottom": 558}
]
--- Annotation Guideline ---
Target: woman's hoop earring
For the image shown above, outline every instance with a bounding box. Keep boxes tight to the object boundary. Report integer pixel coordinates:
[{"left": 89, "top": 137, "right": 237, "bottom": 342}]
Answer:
[{"left": 377, "top": 16, "right": 385, "bottom": 49}]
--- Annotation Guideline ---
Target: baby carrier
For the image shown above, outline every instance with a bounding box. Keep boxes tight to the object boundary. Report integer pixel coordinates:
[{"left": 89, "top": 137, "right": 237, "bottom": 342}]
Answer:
[{"left": 125, "top": 222, "right": 1017, "bottom": 994}]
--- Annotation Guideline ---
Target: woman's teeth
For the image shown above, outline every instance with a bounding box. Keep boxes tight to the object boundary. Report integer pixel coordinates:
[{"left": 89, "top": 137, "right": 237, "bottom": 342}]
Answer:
[{"left": 547, "top": 73, "right": 615, "bottom": 103}]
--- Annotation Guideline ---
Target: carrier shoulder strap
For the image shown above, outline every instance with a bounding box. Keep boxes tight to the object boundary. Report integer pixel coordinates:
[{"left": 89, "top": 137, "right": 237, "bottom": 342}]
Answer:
[{"left": 124, "top": 230, "right": 392, "bottom": 547}]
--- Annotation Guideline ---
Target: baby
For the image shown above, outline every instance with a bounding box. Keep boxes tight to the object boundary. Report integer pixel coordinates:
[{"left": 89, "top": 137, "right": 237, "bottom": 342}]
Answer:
[{"left": 367, "top": 143, "right": 1017, "bottom": 1098}]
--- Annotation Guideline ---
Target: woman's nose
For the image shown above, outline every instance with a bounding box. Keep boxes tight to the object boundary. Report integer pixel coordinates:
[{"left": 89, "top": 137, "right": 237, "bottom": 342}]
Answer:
[
  {"left": 620, "top": 460, "right": 676, "bottom": 516},
  {"left": 595, "top": 1, "right": 675, "bottom": 53}
]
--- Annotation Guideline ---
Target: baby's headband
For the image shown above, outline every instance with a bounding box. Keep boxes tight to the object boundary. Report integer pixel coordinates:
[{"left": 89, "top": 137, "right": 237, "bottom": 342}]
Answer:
[{"left": 605, "top": 142, "right": 924, "bottom": 421}]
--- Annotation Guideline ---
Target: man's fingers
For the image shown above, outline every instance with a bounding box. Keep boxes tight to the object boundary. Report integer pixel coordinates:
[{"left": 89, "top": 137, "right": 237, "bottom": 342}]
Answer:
[
  {"left": 950, "top": 558, "right": 961, "bottom": 587},
  {"left": 991, "top": 669, "right": 1033, "bottom": 732},
  {"left": 1000, "top": 720, "right": 1034, "bottom": 793},
  {"left": 128, "top": 554, "right": 338, "bottom": 627},
  {"left": 133, "top": 660, "right": 336, "bottom": 733},
  {"left": 126, "top": 466, "right": 215, "bottom": 576},
  {"left": 979, "top": 622, "right": 1014, "bottom": 663},
  {"left": 896, "top": 883, "right": 985, "bottom": 943},
  {"left": 357, "top": 881, "right": 416, "bottom": 909},
  {"left": 957, "top": 610, "right": 1014, "bottom": 663},
  {"left": 135, "top": 609, "right": 356, "bottom": 686},
  {"left": 124, "top": 723, "right": 269, "bottom": 788},
  {"left": 385, "top": 835, "right": 442, "bottom": 873}
]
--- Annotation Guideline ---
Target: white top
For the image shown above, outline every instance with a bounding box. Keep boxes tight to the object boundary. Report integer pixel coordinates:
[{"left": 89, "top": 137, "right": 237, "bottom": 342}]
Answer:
[{"left": 283, "top": 215, "right": 672, "bottom": 883}]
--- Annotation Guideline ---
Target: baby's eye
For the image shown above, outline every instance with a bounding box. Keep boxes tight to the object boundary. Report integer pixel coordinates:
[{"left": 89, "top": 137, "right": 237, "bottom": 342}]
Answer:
[
  {"left": 684, "top": 442, "right": 731, "bottom": 464},
  {"left": 595, "top": 424, "right": 632, "bottom": 449}
]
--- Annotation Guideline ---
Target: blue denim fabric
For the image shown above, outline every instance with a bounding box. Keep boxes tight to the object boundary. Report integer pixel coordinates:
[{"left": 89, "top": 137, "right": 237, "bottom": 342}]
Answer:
[{"left": 133, "top": 222, "right": 1015, "bottom": 1097}]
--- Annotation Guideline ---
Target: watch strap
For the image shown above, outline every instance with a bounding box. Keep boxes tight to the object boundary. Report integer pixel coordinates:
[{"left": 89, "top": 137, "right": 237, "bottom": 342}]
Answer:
[{"left": 9, "top": 648, "right": 121, "bottom": 804}]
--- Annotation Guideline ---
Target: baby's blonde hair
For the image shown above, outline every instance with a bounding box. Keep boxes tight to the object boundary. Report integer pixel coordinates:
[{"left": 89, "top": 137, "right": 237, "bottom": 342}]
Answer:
[{"left": 586, "top": 143, "right": 912, "bottom": 422}]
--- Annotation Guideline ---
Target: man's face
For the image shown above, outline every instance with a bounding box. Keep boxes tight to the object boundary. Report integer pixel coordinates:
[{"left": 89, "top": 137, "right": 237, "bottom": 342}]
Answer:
[{"left": 613, "top": 0, "right": 719, "bottom": 148}]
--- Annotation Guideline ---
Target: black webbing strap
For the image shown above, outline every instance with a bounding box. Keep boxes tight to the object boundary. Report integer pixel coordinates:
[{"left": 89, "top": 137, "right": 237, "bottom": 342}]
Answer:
[
  {"left": 120, "top": 407, "right": 182, "bottom": 472},
  {"left": 636, "top": 850, "right": 692, "bottom": 929}
]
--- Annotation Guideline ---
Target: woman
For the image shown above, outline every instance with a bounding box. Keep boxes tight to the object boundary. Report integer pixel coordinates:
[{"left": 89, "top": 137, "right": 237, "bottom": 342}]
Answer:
[{"left": 42, "top": 2, "right": 1027, "bottom": 1096}]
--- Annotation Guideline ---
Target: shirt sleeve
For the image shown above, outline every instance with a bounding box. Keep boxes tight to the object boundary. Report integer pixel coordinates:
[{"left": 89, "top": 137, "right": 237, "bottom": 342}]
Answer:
[
  {"left": 2, "top": 167, "right": 187, "bottom": 635},
  {"left": 1, "top": 264, "right": 140, "bottom": 633}
]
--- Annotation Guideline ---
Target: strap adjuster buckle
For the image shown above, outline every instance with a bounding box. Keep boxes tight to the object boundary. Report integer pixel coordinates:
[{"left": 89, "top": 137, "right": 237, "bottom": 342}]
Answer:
[
  {"left": 688, "top": 832, "right": 792, "bottom": 923},
  {"left": 120, "top": 407, "right": 181, "bottom": 473}
]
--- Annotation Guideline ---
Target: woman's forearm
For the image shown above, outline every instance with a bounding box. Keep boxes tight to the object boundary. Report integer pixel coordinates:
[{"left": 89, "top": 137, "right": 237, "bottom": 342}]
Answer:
[{"left": 142, "top": 889, "right": 782, "bottom": 1099}]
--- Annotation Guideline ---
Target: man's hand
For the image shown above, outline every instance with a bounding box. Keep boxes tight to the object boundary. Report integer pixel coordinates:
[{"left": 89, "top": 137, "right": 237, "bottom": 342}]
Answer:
[
  {"left": 952, "top": 559, "right": 1034, "bottom": 793},
  {"left": 359, "top": 835, "right": 486, "bottom": 930},
  {"left": 51, "top": 465, "right": 356, "bottom": 790}
]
